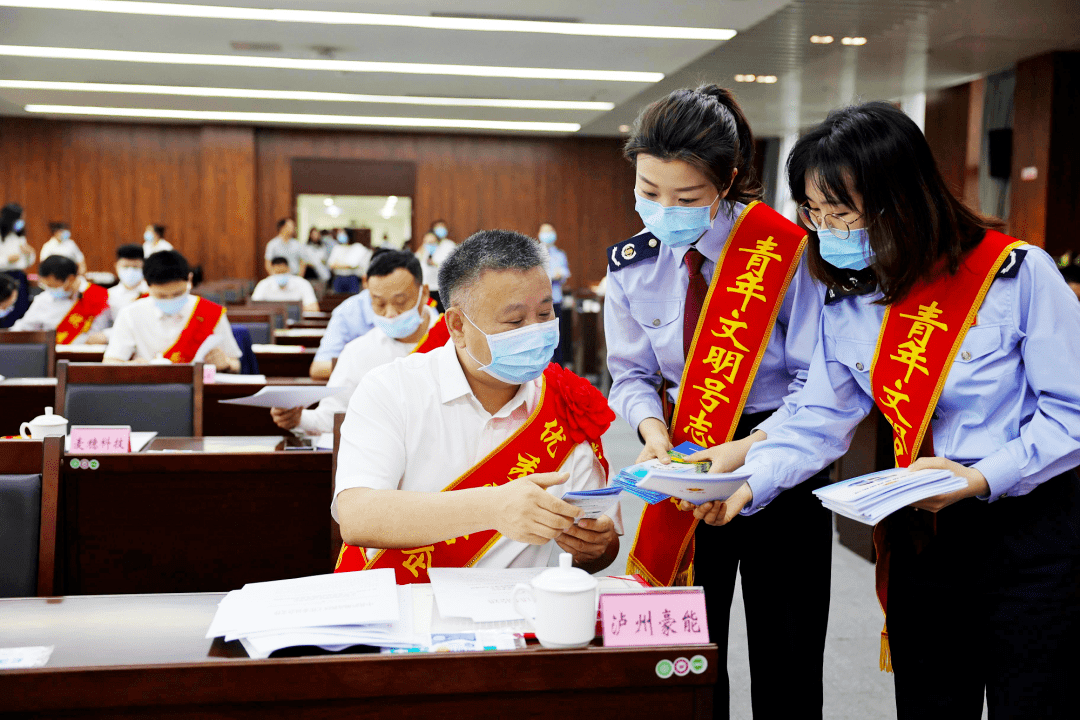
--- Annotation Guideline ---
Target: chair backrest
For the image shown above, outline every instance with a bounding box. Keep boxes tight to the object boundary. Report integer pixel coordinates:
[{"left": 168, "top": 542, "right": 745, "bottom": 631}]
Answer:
[
  {"left": 248, "top": 300, "right": 301, "bottom": 325},
  {"left": 0, "top": 437, "right": 61, "bottom": 597},
  {"left": 55, "top": 361, "right": 204, "bottom": 437},
  {"left": 225, "top": 309, "right": 277, "bottom": 345},
  {"left": 0, "top": 330, "right": 56, "bottom": 378}
]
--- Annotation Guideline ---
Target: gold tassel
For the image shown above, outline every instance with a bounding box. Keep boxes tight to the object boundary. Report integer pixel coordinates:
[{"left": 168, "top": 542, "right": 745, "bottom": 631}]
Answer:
[{"left": 879, "top": 627, "right": 893, "bottom": 673}]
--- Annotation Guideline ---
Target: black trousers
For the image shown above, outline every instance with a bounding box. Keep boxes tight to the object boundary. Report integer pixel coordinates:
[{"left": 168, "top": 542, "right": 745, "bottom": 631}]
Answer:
[
  {"left": 694, "top": 410, "right": 833, "bottom": 720},
  {"left": 887, "top": 471, "right": 1080, "bottom": 719}
]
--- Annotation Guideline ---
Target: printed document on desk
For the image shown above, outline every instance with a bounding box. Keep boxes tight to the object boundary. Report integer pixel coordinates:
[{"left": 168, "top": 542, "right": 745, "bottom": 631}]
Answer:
[
  {"left": 218, "top": 385, "right": 345, "bottom": 408},
  {"left": 428, "top": 567, "right": 547, "bottom": 623}
]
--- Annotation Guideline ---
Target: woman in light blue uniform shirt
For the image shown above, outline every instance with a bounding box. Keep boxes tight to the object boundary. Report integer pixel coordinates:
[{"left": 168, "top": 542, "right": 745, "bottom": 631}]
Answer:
[
  {"left": 725, "top": 102, "right": 1080, "bottom": 718},
  {"left": 604, "top": 85, "right": 831, "bottom": 720}
]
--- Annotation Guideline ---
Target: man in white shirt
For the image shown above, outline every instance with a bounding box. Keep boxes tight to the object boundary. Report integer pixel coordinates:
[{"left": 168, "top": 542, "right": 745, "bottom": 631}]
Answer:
[
  {"left": 335, "top": 230, "right": 620, "bottom": 574},
  {"left": 264, "top": 218, "right": 306, "bottom": 277},
  {"left": 104, "top": 250, "right": 241, "bottom": 372},
  {"left": 251, "top": 257, "right": 319, "bottom": 312},
  {"left": 142, "top": 224, "right": 174, "bottom": 257},
  {"left": 271, "top": 250, "right": 438, "bottom": 436},
  {"left": 40, "top": 222, "right": 87, "bottom": 275},
  {"left": 106, "top": 244, "right": 148, "bottom": 315},
  {"left": 327, "top": 236, "right": 372, "bottom": 292},
  {"left": 13, "top": 255, "right": 109, "bottom": 343}
]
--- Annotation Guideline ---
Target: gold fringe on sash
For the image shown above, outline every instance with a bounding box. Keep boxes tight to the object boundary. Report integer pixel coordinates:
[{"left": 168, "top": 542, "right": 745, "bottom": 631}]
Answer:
[{"left": 879, "top": 626, "right": 893, "bottom": 673}]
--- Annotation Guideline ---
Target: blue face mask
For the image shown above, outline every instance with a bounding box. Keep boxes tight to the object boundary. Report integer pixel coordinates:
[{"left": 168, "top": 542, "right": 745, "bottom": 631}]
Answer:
[
  {"left": 538, "top": 230, "right": 557, "bottom": 245},
  {"left": 373, "top": 291, "right": 425, "bottom": 340},
  {"left": 433, "top": 226, "right": 448, "bottom": 240},
  {"left": 462, "top": 311, "right": 559, "bottom": 385},
  {"left": 144, "top": 230, "right": 155, "bottom": 243},
  {"left": 13, "top": 219, "right": 25, "bottom": 233},
  {"left": 46, "top": 287, "right": 72, "bottom": 300},
  {"left": 59, "top": 229, "right": 71, "bottom": 241},
  {"left": 337, "top": 232, "right": 348, "bottom": 244},
  {"left": 0, "top": 305, "right": 12, "bottom": 318},
  {"left": 117, "top": 267, "right": 143, "bottom": 288},
  {"left": 273, "top": 273, "right": 291, "bottom": 288},
  {"left": 817, "top": 227, "right": 875, "bottom": 270},
  {"left": 634, "top": 193, "right": 718, "bottom": 248},
  {"left": 154, "top": 293, "right": 188, "bottom": 316}
]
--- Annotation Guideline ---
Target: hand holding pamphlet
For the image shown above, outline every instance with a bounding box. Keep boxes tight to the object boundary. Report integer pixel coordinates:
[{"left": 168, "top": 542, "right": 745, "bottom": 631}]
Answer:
[
  {"left": 612, "top": 442, "right": 749, "bottom": 505},
  {"left": 813, "top": 467, "right": 969, "bottom": 524},
  {"left": 561, "top": 486, "right": 621, "bottom": 522}
]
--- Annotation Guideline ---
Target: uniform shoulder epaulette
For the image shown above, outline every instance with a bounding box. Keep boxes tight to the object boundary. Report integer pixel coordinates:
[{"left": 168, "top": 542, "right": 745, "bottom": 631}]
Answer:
[
  {"left": 995, "top": 247, "right": 1027, "bottom": 279},
  {"left": 607, "top": 232, "right": 661, "bottom": 272}
]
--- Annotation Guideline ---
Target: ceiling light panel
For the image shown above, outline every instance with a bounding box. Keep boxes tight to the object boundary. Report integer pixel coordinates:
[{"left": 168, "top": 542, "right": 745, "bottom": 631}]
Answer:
[
  {"left": 0, "top": 1, "right": 737, "bottom": 40},
  {"left": 0, "top": 45, "right": 664, "bottom": 82},
  {"left": 24, "top": 104, "right": 582, "bottom": 132},
  {"left": 0, "top": 80, "right": 616, "bottom": 110}
]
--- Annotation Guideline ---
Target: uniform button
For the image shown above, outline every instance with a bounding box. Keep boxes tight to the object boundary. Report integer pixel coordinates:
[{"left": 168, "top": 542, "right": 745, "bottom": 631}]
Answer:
[
  {"left": 649, "top": 239, "right": 658, "bottom": 248},
  {"left": 961, "top": 351, "right": 972, "bottom": 361},
  {"left": 652, "top": 319, "right": 661, "bottom": 327},
  {"left": 855, "top": 362, "right": 864, "bottom": 371}
]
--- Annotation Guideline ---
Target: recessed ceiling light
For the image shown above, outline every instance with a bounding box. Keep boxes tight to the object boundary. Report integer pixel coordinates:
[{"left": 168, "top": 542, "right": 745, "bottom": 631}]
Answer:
[
  {"left": 0, "top": 1, "right": 737, "bottom": 41},
  {"left": 618, "top": 124, "right": 631, "bottom": 133},
  {"left": 23, "top": 104, "right": 582, "bottom": 132},
  {"left": 0, "top": 45, "right": 663, "bottom": 83},
  {"left": 323, "top": 197, "right": 334, "bottom": 207},
  {"left": 0, "top": 80, "right": 616, "bottom": 111},
  {"left": 755, "top": 75, "right": 777, "bottom": 84},
  {"left": 734, "top": 74, "right": 756, "bottom": 83},
  {"left": 810, "top": 35, "right": 834, "bottom": 44},
  {"left": 841, "top": 37, "right": 867, "bottom": 46}
]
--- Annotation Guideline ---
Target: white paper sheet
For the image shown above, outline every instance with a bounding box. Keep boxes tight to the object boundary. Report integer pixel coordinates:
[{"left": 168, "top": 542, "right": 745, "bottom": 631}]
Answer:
[
  {"left": 427, "top": 567, "right": 547, "bottom": 623},
  {"left": 0, "top": 646, "right": 53, "bottom": 669},
  {"left": 316, "top": 433, "right": 334, "bottom": 450},
  {"left": 218, "top": 385, "right": 345, "bottom": 409},
  {"left": 210, "top": 374, "right": 268, "bottom": 384},
  {"left": 637, "top": 470, "right": 752, "bottom": 505}
]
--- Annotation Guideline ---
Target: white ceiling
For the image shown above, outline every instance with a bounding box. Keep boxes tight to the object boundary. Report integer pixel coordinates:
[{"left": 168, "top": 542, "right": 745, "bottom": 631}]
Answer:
[{"left": 0, "top": 0, "right": 1077, "bottom": 135}]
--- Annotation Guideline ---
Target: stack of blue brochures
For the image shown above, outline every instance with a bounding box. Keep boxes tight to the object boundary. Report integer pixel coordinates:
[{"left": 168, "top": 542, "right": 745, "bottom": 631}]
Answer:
[{"left": 613, "top": 441, "right": 730, "bottom": 505}]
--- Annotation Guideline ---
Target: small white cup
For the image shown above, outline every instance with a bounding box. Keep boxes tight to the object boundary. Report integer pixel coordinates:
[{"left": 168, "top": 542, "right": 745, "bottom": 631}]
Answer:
[
  {"left": 511, "top": 553, "right": 598, "bottom": 649},
  {"left": 20, "top": 406, "right": 68, "bottom": 439}
]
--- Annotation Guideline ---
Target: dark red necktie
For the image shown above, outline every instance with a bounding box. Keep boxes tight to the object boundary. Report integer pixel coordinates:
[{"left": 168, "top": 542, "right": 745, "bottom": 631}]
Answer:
[{"left": 683, "top": 247, "right": 708, "bottom": 357}]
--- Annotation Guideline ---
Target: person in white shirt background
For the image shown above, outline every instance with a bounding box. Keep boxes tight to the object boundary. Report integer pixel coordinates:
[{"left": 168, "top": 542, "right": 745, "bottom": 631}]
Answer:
[
  {"left": 40, "top": 221, "right": 87, "bottom": 275},
  {"left": 142, "top": 223, "right": 174, "bottom": 257},
  {"left": 538, "top": 222, "right": 571, "bottom": 366},
  {"left": 105, "top": 244, "right": 147, "bottom": 316},
  {"left": 0, "top": 202, "right": 35, "bottom": 327},
  {"left": 300, "top": 226, "right": 332, "bottom": 284},
  {"left": 271, "top": 249, "right": 435, "bottom": 435},
  {"left": 104, "top": 249, "right": 241, "bottom": 372},
  {"left": 328, "top": 229, "right": 372, "bottom": 294},
  {"left": 334, "top": 229, "right": 620, "bottom": 572},
  {"left": 264, "top": 218, "right": 306, "bottom": 277},
  {"left": 251, "top": 256, "right": 319, "bottom": 312},
  {"left": 12, "top": 255, "right": 109, "bottom": 343}
]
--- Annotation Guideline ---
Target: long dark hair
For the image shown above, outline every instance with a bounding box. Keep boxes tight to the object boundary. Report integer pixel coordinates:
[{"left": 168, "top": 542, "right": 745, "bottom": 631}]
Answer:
[
  {"left": 624, "top": 84, "right": 763, "bottom": 209},
  {"left": 788, "top": 101, "right": 1001, "bottom": 304},
  {"left": 0, "top": 203, "right": 24, "bottom": 238}
]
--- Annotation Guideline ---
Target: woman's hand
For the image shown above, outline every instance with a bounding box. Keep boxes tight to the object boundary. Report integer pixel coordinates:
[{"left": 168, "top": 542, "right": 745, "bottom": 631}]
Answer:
[
  {"left": 677, "top": 484, "right": 754, "bottom": 526},
  {"left": 906, "top": 456, "right": 989, "bottom": 512},
  {"left": 635, "top": 417, "right": 673, "bottom": 464}
]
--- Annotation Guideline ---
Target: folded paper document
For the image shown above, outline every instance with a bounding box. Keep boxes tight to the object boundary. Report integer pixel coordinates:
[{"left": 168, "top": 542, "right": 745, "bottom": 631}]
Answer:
[
  {"left": 813, "top": 468, "right": 968, "bottom": 524},
  {"left": 562, "top": 486, "right": 622, "bottom": 521}
]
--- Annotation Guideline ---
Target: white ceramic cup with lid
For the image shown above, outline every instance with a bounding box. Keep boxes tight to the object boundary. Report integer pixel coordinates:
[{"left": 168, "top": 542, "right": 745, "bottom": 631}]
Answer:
[
  {"left": 20, "top": 406, "right": 68, "bottom": 439},
  {"left": 511, "top": 553, "right": 598, "bottom": 649}
]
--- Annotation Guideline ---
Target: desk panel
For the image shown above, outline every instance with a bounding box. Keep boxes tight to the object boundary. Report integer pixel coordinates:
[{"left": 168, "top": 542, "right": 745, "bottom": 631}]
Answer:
[
  {"left": 59, "top": 449, "right": 333, "bottom": 595},
  {"left": 0, "top": 593, "right": 717, "bottom": 719},
  {"left": 253, "top": 346, "right": 316, "bottom": 377},
  {"left": 1, "top": 378, "right": 55, "bottom": 436},
  {"left": 273, "top": 329, "right": 325, "bottom": 347}
]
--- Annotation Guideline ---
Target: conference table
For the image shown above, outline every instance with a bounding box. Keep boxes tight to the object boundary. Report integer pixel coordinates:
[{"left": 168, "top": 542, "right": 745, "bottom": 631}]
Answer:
[{"left": 0, "top": 592, "right": 718, "bottom": 718}]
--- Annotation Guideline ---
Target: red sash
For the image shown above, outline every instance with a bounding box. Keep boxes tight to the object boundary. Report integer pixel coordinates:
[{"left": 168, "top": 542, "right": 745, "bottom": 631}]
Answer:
[
  {"left": 335, "top": 364, "right": 612, "bottom": 584},
  {"left": 54, "top": 285, "right": 109, "bottom": 345},
  {"left": 869, "top": 230, "right": 1023, "bottom": 671},
  {"left": 163, "top": 297, "right": 225, "bottom": 363},
  {"left": 411, "top": 313, "right": 449, "bottom": 353},
  {"left": 627, "top": 201, "right": 808, "bottom": 587}
]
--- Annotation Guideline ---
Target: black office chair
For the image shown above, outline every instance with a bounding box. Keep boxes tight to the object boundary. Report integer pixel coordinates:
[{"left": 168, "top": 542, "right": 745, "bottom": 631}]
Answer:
[
  {"left": 0, "top": 330, "right": 56, "bottom": 378},
  {"left": 0, "top": 437, "right": 61, "bottom": 597}
]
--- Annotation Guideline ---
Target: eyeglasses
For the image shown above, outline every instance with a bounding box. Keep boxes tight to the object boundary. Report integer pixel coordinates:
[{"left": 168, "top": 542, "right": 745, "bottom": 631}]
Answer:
[{"left": 797, "top": 204, "right": 863, "bottom": 241}]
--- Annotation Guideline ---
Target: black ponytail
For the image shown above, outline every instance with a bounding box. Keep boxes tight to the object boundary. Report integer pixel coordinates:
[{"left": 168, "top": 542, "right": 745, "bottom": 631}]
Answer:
[{"left": 624, "top": 84, "right": 763, "bottom": 208}]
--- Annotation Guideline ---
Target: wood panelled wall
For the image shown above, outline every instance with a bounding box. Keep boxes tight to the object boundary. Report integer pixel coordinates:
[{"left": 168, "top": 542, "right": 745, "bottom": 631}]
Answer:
[{"left": 0, "top": 118, "right": 643, "bottom": 286}]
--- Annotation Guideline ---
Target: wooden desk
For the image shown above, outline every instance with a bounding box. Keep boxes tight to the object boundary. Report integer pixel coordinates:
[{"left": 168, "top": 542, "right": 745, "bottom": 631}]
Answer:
[
  {"left": 203, "top": 378, "right": 327, "bottom": 436},
  {"left": 0, "top": 378, "right": 55, "bottom": 436},
  {"left": 0, "top": 593, "right": 717, "bottom": 719},
  {"left": 58, "top": 442, "right": 333, "bottom": 595},
  {"left": 54, "top": 345, "right": 105, "bottom": 370},
  {"left": 253, "top": 344, "right": 316, "bottom": 377},
  {"left": 273, "top": 328, "right": 326, "bottom": 348}
]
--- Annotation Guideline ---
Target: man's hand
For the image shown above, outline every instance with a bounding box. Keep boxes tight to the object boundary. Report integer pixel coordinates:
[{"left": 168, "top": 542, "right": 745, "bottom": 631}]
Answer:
[
  {"left": 491, "top": 471, "right": 580, "bottom": 545},
  {"left": 271, "top": 406, "right": 303, "bottom": 430},
  {"left": 677, "top": 483, "right": 753, "bottom": 527},
  {"left": 683, "top": 430, "right": 765, "bottom": 474},
  {"left": 83, "top": 332, "right": 108, "bottom": 345},
  {"left": 907, "top": 456, "right": 989, "bottom": 512},
  {"left": 556, "top": 515, "right": 618, "bottom": 570},
  {"left": 6, "top": 253, "right": 20, "bottom": 264},
  {"left": 204, "top": 347, "right": 234, "bottom": 372},
  {"left": 635, "top": 417, "right": 673, "bottom": 464}
]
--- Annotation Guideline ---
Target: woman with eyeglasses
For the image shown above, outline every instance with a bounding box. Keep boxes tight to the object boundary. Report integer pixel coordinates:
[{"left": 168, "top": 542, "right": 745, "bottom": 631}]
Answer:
[
  {"left": 722, "top": 101, "right": 1080, "bottom": 718},
  {"left": 603, "top": 84, "right": 832, "bottom": 719}
]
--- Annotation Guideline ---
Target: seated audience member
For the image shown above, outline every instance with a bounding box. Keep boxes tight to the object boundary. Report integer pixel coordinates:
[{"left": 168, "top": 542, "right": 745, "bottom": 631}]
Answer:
[
  {"left": 333, "top": 230, "right": 620, "bottom": 580},
  {"left": 107, "top": 244, "right": 148, "bottom": 314},
  {"left": 143, "top": 224, "right": 173, "bottom": 256},
  {"left": 40, "top": 222, "right": 87, "bottom": 275},
  {"left": 272, "top": 250, "right": 445, "bottom": 435},
  {"left": 12, "top": 255, "right": 109, "bottom": 344},
  {"left": 251, "top": 256, "right": 319, "bottom": 312},
  {"left": 103, "top": 250, "right": 241, "bottom": 372},
  {"left": 309, "top": 286, "right": 377, "bottom": 380},
  {"left": 1061, "top": 264, "right": 1080, "bottom": 302},
  {"left": 0, "top": 273, "right": 17, "bottom": 319}
]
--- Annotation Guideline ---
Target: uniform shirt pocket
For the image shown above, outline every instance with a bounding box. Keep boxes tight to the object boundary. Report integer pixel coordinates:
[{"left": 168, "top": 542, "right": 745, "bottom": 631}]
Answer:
[
  {"left": 629, "top": 298, "right": 682, "bottom": 331},
  {"left": 954, "top": 324, "right": 1008, "bottom": 379},
  {"left": 829, "top": 339, "right": 875, "bottom": 375}
]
